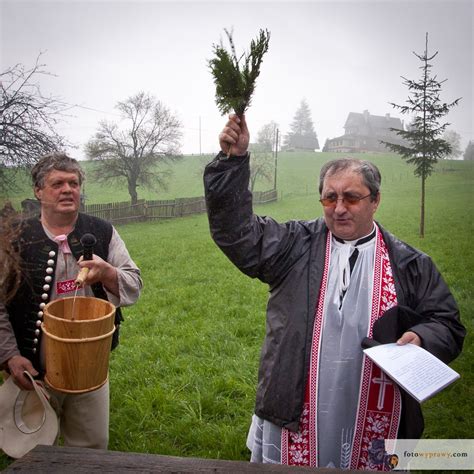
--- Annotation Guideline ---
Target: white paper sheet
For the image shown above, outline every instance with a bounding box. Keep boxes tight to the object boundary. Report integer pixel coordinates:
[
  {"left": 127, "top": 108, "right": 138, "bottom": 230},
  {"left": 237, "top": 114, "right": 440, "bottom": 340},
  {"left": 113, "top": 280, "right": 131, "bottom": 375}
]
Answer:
[{"left": 363, "top": 343, "right": 460, "bottom": 402}]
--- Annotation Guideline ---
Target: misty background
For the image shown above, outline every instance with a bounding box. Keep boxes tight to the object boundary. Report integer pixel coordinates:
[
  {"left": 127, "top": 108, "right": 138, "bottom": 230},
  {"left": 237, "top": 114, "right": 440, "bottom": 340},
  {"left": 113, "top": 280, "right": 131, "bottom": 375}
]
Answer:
[{"left": 1, "top": 0, "right": 472, "bottom": 158}]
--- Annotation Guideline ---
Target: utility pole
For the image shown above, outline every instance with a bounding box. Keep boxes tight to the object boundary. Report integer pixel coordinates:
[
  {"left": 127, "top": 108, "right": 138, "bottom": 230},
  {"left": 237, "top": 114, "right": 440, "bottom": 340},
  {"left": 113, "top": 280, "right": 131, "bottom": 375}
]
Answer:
[
  {"left": 199, "top": 116, "right": 202, "bottom": 155},
  {"left": 273, "top": 127, "right": 279, "bottom": 190}
]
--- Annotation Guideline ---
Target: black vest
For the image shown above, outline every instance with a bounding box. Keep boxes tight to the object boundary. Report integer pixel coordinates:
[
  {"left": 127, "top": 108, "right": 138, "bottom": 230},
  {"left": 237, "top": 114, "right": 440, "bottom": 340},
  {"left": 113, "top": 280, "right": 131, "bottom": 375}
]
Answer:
[{"left": 6, "top": 213, "right": 123, "bottom": 373}]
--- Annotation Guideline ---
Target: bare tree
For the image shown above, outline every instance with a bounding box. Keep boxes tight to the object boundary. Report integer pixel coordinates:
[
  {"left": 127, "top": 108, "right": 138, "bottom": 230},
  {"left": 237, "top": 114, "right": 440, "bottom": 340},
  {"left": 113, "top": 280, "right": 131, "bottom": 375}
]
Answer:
[
  {"left": 0, "top": 55, "right": 68, "bottom": 192},
  {"left": 256, "top": 121, "right": 278, "bottom": 152},
  {"left": 85, "top": 92, "right": 182, "bottom": 204},
  {"left": 248, "top": 121, "right": 278, "bottom": 191},
  {"left": 442, "top": 130, "right": 462, "bottom": 159},
  {"left": 463, "top": 141, "right": 474, "bottom": 161}
]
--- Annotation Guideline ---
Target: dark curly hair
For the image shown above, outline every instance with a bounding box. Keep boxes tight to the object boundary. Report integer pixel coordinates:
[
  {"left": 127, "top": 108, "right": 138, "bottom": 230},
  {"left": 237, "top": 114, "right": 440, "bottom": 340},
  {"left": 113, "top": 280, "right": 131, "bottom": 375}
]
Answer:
[
  {"left": 31, "top": 152, "right": 85, "bottom": 189},
  {"left": 319, "top": 158, "right": 381, "bottom": 201}
]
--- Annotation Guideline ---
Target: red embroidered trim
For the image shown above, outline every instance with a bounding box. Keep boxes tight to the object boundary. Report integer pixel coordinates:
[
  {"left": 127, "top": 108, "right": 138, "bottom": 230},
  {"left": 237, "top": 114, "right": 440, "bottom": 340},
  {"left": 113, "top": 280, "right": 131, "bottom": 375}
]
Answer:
[
  {"left": 352, "top": 231, "right": 400, "bottom": 471},
  {"left": 56, "top": 278, "right": 77, "bottom": 295},
  {"left": 282, "top": 232, "right": 332, "bottom": 466},
  {"left": 283, "top": 227, "right": 401, "bottom": 470}
]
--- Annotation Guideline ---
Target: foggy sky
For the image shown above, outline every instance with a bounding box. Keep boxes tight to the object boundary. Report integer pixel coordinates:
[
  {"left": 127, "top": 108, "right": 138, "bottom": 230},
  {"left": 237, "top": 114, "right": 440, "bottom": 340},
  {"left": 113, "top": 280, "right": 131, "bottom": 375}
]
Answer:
[{"left": 1, "top": 0, "right": 472, "bottom": 157}]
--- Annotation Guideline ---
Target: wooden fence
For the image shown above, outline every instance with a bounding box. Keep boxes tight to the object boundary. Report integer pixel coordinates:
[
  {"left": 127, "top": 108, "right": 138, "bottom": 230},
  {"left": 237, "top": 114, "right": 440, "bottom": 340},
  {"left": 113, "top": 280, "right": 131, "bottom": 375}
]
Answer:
[{"left": 81, "top": 188, "right": 277, "bottom": 225}]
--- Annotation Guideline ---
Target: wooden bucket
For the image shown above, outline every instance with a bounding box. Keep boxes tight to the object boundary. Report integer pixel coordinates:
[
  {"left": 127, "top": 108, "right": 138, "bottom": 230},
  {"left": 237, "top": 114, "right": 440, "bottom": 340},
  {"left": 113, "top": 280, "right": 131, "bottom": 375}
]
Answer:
[{"left": 42, "top": 296, "right": 116, "bottom": 393}]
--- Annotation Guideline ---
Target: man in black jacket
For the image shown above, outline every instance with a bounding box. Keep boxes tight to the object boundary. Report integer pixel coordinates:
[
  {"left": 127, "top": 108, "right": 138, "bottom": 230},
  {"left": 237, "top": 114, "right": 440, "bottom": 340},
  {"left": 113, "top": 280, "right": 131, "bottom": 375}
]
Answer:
[
  {"left": 204, "top": 114, "right": 465, "bottom": 470},
  {"left": 0, "top": 153, "right": 142, "bottom": 449}
]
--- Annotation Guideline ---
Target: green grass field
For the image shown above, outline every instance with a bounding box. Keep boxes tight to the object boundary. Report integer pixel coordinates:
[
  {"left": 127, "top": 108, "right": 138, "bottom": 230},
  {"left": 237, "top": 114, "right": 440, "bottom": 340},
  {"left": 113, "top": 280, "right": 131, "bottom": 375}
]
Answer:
[{"left": 1, "top": 152, "right": 472, "bottom": 468}]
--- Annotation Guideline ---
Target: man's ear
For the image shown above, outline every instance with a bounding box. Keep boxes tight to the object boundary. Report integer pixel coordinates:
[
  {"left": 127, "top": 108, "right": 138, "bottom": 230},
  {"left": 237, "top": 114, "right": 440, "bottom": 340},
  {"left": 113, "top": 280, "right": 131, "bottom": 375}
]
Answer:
[
  {"left": 34, "top": 186, "right": 42, "bottom": 201},
  {"left": 373, "top": 192, "right": 381, "bottom": 212}
]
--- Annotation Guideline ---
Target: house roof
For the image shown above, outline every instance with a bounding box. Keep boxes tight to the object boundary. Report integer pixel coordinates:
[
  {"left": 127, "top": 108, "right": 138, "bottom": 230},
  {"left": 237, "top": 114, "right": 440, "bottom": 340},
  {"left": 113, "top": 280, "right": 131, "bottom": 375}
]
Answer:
[{"left": 344, "top": 111, "right": 403, "bottom": 133}]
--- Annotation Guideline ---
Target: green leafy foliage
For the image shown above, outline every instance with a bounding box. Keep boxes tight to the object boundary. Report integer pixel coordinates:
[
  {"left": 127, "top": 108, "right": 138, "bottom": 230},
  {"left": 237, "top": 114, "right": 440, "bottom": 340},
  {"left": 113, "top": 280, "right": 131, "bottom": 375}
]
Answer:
[{"left": 209, "top": 28, "right": 270, "bottom": 116}]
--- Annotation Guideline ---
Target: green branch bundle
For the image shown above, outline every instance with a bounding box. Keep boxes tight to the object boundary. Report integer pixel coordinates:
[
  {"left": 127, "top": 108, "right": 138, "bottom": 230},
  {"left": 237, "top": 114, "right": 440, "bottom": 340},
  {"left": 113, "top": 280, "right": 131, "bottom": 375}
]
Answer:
[{"left": 209, "top": 28, "right": 270, "bottom": 117}]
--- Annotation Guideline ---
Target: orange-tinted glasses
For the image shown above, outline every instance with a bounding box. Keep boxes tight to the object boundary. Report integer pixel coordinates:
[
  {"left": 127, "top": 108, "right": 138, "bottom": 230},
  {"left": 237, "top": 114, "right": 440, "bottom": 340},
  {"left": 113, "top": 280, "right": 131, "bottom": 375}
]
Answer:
[{"left": 319, "top": 193, "right": 372, "bottom": 207}]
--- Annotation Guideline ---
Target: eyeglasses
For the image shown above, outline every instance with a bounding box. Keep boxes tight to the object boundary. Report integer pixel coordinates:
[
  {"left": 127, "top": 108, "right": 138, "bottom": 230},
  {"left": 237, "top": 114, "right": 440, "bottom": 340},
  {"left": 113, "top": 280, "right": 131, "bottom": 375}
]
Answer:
[{"left": 319, "top": 193, "right": 373, "bottom": 207}]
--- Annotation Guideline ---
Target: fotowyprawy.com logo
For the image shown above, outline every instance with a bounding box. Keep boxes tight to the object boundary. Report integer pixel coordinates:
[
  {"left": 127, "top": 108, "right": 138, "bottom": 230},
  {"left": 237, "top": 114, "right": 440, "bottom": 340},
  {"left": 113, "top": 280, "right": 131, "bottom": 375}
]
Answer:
[{"left": 384, "top": 439, "right": 474, "bottom": 470}]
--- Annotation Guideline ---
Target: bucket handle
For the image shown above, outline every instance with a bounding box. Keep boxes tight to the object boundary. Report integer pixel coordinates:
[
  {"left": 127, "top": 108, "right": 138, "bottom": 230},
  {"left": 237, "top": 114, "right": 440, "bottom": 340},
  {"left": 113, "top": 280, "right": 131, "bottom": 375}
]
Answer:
[{"left": 41, "top": 324, "right": 115, "bottom": 343}]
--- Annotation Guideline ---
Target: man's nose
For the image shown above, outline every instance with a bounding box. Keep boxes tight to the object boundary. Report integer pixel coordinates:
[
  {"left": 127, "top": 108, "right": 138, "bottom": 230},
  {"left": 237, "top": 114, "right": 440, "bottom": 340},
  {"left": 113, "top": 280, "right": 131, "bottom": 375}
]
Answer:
[
  {"left": 61, "top": 183, "right": 73, "bottom": 192},
  {"left": 334, "top": 198, "right": 348, "bottom": 213}
]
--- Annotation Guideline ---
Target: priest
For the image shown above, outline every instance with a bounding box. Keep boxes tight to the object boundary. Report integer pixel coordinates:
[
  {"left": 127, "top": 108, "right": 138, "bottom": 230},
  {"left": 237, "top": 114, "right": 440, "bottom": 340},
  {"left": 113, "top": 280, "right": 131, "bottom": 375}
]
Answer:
[{"left": 203, "top": 114, "right": 465, "bottom": 470}]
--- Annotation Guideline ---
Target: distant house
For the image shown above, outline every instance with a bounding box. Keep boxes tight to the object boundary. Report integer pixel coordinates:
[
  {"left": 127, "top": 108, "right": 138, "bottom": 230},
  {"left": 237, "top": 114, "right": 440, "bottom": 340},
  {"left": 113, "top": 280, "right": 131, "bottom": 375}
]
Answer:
[{"left": 323, "top": 110, "right": 405, "bottom": 153}]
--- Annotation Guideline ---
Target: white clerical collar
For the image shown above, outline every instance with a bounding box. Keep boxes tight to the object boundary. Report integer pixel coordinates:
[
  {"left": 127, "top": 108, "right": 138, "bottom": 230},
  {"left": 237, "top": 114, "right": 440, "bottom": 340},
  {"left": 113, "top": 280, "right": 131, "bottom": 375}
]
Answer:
[
  {"left": 331, "top": 224, "right": 376, "bottom": 308},
  {"left": 332, "top": 224, "right": 376, "bottom": 247}
]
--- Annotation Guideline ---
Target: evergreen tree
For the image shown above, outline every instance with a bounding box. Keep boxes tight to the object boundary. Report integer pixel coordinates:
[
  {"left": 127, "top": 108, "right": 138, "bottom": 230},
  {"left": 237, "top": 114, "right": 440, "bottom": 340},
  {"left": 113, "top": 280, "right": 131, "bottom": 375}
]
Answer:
[
  {"left": 284, "top": 99, "right": 319, "bottom": 151},
  {"left": 381, "top": 33, "right": 460, "bottom": 237},
  {"left": 464, "top": 141, "right": 474, "bottom": 161}
]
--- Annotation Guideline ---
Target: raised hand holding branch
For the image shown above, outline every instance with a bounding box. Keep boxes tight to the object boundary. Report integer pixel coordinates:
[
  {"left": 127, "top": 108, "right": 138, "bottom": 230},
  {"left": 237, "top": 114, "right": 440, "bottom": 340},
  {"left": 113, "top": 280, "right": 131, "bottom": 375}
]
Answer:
[{"left": 219, "top": 114, "right": 249, "bottom": 157}]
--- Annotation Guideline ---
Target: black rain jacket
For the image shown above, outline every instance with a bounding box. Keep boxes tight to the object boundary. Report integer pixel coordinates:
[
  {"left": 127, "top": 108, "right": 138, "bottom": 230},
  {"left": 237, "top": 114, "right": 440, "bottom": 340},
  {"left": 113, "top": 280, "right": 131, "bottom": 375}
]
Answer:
[{"left": 204, "top": 152, "right": 465, "bottom": 435}]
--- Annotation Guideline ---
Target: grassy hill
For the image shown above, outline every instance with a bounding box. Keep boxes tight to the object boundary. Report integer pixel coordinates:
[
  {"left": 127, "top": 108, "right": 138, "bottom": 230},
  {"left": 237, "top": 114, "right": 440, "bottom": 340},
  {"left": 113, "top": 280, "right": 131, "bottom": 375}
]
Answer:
[{"left": 3, "top": 151, "right": 471, "bottom": 208}]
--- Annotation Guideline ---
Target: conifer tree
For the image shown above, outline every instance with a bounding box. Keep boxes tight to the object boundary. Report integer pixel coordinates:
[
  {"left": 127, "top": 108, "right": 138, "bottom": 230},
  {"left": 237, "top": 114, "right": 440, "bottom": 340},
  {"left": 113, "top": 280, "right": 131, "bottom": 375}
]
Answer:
[
  {"left": 284, "top": 99, "right": 319, "bottom": 151},
  {"left": 382, "top": 33, "right": 460, "bottom": 237}
]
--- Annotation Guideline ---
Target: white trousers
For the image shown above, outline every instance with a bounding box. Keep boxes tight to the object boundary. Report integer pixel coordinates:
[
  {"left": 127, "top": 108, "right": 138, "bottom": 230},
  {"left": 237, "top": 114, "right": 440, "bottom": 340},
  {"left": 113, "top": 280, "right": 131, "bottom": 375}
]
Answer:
[{"left": 48, "top": 380, "right": 109, "bottom": 449}]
